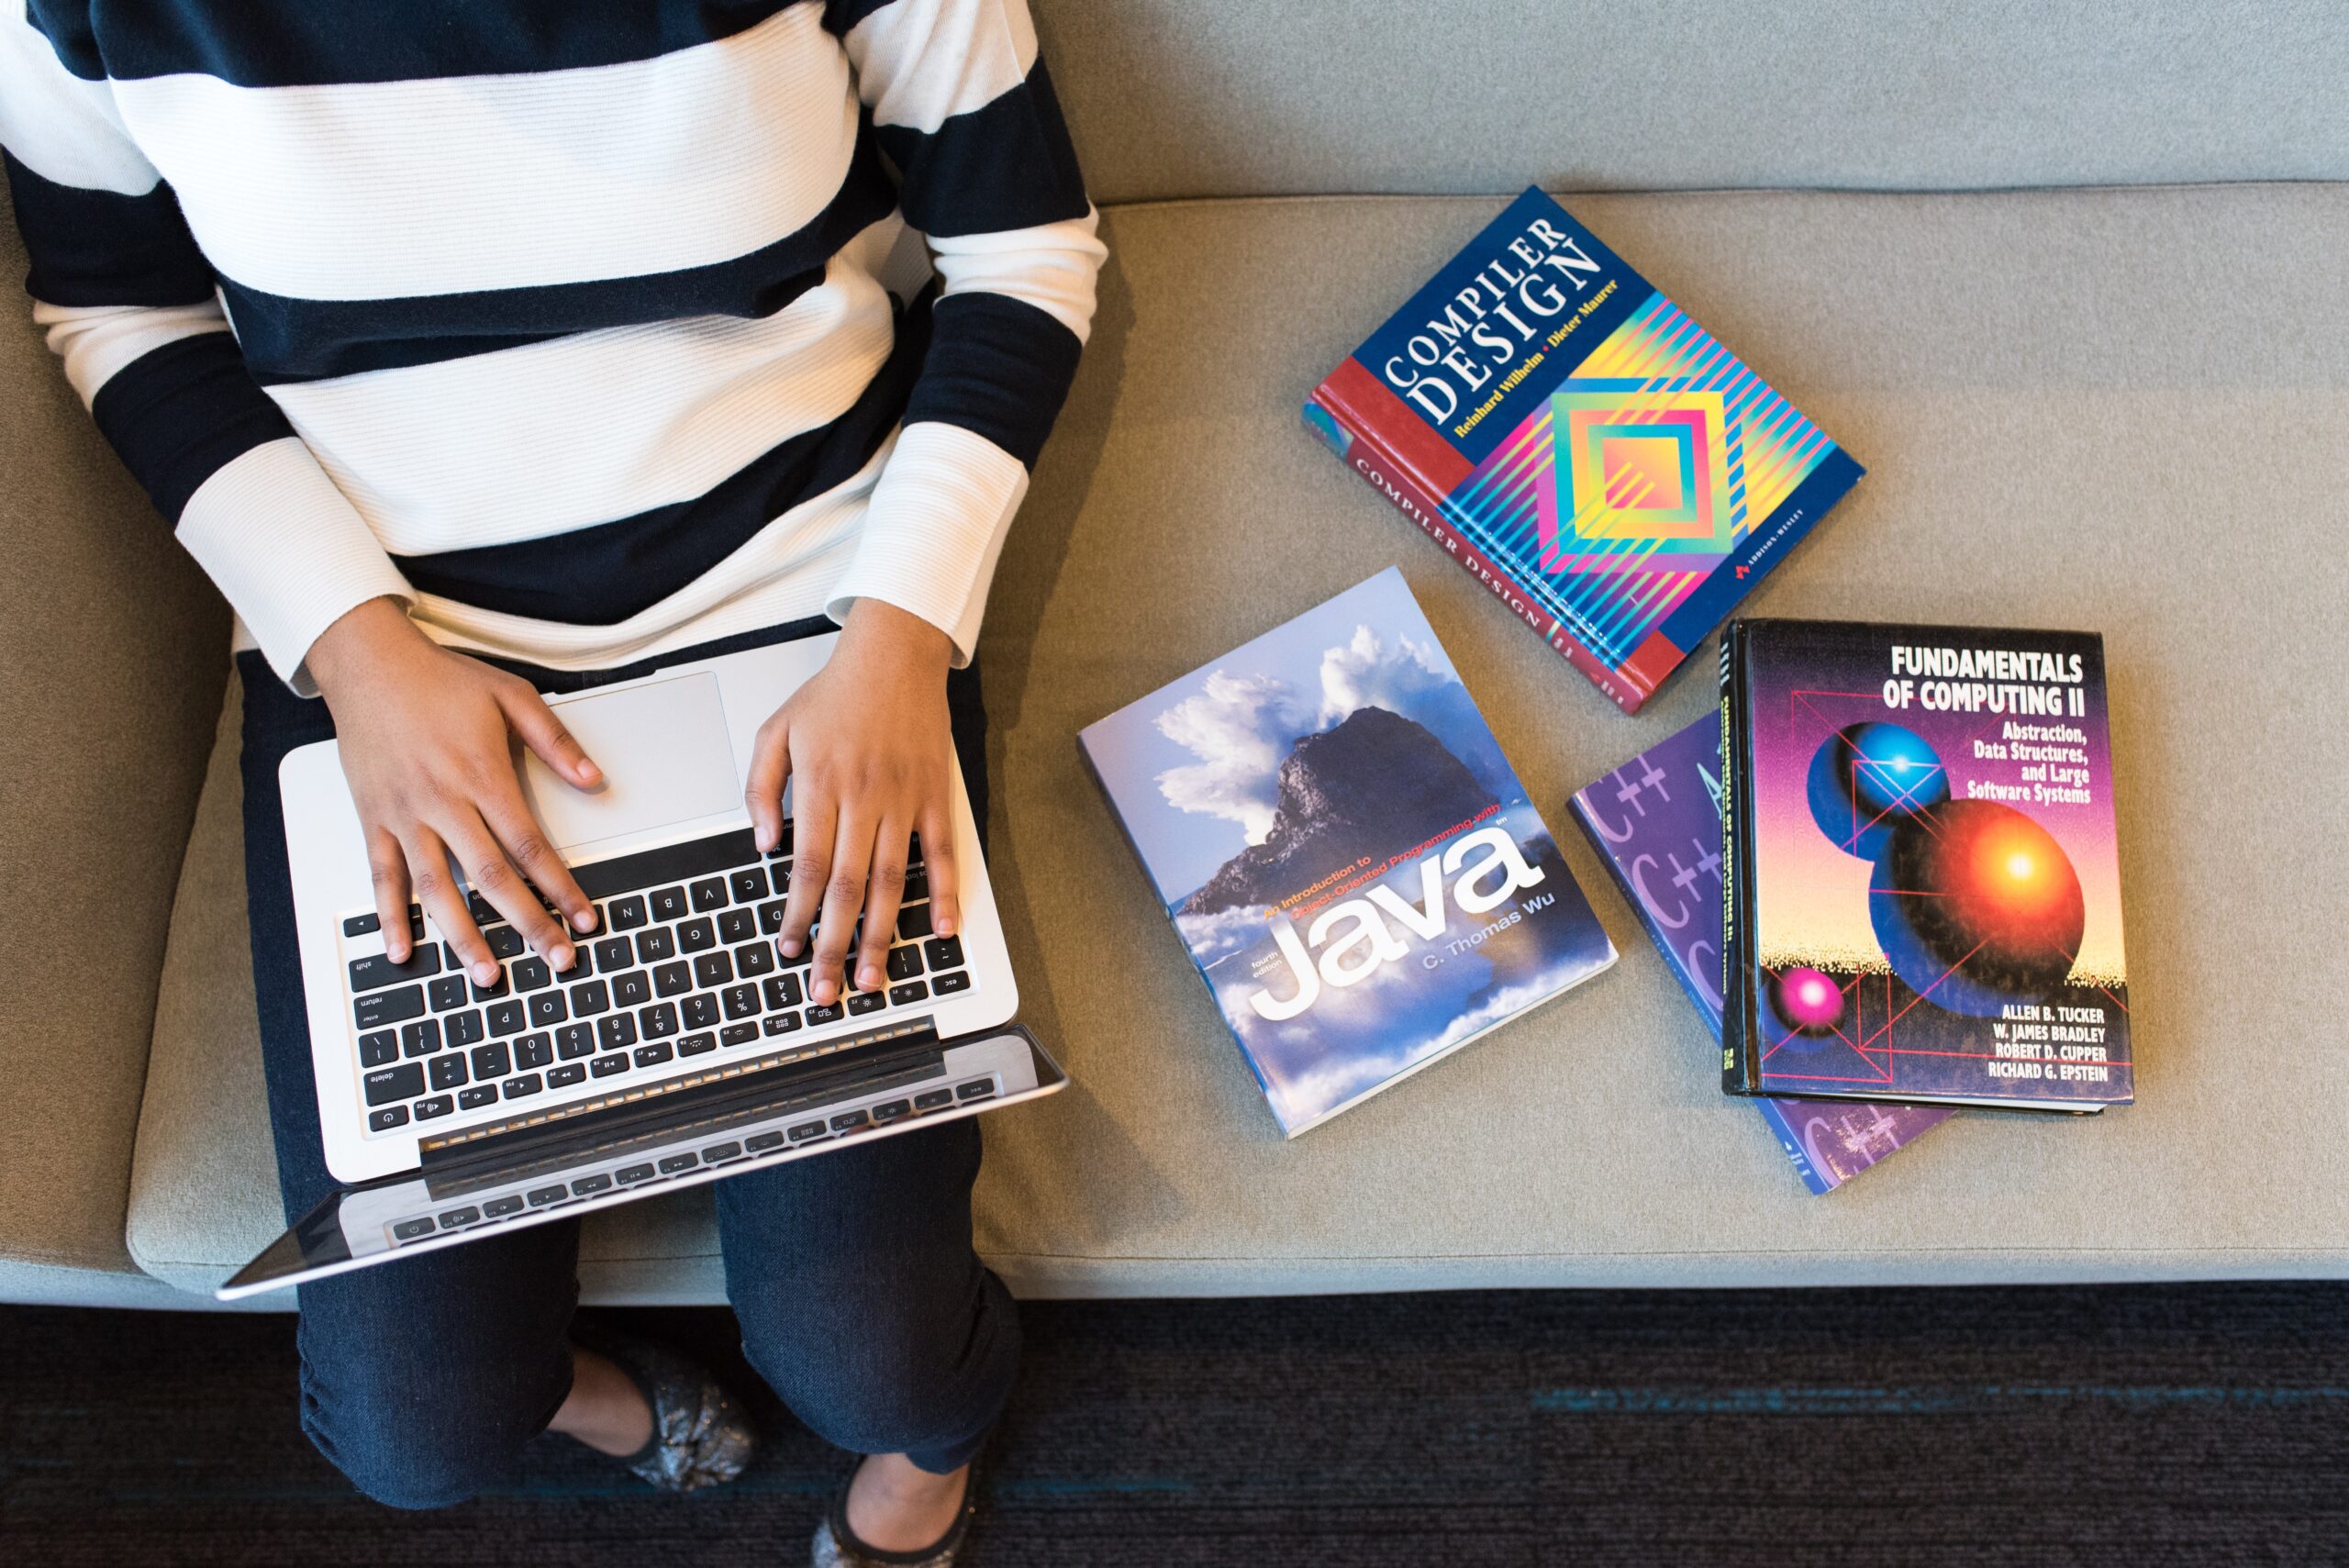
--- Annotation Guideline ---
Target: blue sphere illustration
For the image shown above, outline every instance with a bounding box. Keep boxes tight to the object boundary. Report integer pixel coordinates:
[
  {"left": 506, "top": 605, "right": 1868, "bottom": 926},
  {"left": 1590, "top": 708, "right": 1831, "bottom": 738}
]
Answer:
[{"left": 1807, "top": 722, "right": 1948, "bottom": 860}]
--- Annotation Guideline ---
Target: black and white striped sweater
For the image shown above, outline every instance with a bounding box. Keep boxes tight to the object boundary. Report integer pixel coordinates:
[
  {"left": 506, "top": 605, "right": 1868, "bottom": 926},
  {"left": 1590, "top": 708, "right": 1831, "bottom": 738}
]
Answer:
[{"left": 1, "top": 0, "right": 1104, "bottom": 687}]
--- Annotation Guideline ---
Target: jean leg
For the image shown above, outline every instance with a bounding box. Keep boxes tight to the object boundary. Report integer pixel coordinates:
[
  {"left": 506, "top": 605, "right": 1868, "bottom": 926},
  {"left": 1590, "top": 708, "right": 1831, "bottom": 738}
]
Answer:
[
  {"left": 239, "top": 655, "right": 583, "bottom": 1507},
  {"left": 718, "top": 1118, "right": 1017, "bottom": 1473}
]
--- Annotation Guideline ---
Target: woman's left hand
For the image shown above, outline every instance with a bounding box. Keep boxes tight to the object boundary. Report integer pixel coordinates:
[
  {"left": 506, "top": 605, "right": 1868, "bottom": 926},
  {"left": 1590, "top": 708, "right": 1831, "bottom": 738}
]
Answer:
[{"left": 743, "top": 599, "right": 963, "bottom": 1006}]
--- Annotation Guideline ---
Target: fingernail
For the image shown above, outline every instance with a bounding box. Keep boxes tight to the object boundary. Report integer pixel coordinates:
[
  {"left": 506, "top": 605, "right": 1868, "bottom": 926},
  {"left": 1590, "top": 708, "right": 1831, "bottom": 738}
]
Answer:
[
  {"left": 473, "top": 962, "right": 500, "bottom": 984},
  {"left": 937, "top": 916, "right": 956, "bottom": 936},
  {"left": 859, "top": 965, "right": 880, "bottom": 990},
  {"left": 572, "top": 907, "right": 598, "bottom": 933},
  {"left": 778, "top": 938, "right": 801, "bottom": 958},
  {"left": 813, "top": 980, "right": 834, "bottom": 1003},
  {"left": 551, "top": 943, "right": 574, "bottom": 969},
  {"left": 577, "top": 759, "right": 603, "bottom": 784}
]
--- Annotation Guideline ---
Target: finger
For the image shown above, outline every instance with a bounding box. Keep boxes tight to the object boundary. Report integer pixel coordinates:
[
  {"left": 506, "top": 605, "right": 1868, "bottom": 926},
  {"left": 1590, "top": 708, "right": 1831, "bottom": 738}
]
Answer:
[
  {"left": 498, "top": 681, "right": 601, "bottom": 790},
  {"left": 365, "top": 826, "right": 414, "bottom": 962},
  {"left": 479, "top": 775, "right": 595, "bottom": 942},
  {"left": 477, "top": 789, "right": 584, "bottom": 970},
  {"left": 440, "top": 806, "right": 564, "bottom": 975},
  {"left": 778, "top": 777, "right": 834, "bottom": 960},
  {"left": 855, "top": 817, "right": 913, "bottom": 995},
  {"left": 405, "top": 826, "right": 497, "bottom": 986},
  {"left": 743, "top": 710, "right": 792, "bottom": 855},
  {"left": 918, "top": 806, "right": 960, "bottom": 941},
  {"left": 808, "top": 808, "right": 876, "bottom": 1006}
]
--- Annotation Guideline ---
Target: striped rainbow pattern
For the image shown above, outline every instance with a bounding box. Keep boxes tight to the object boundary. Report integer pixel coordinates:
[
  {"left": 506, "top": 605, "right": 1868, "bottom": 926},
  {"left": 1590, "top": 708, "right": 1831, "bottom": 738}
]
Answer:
[{"left": 1441, "top": 293, "right": 1837, "bottom": 666}]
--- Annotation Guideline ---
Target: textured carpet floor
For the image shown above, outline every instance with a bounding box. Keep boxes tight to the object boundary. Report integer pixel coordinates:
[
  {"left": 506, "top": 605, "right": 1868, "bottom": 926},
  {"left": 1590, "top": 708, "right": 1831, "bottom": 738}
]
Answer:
[{"left": 4, "top": 1285, "right": 2346, "bottom": 1565}]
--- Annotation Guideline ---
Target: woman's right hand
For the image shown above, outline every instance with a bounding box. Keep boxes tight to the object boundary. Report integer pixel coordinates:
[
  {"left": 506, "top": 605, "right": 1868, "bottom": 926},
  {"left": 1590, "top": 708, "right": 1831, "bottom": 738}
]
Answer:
[{"left": 305, "top": 596, "right": 602, "bottom": 983}]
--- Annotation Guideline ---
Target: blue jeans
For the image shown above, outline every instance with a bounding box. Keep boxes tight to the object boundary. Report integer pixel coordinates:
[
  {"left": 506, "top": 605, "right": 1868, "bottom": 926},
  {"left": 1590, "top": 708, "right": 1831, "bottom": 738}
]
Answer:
[{"left": 238, "top": 617, "right": 1017, "bottom": 1508}]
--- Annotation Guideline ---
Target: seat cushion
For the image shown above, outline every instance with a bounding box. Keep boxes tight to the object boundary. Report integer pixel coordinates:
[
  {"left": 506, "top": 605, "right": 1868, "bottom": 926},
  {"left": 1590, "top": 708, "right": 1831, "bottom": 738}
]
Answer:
[{"left": 129, "top": 183, "right": 2349, "bottom": 1300}]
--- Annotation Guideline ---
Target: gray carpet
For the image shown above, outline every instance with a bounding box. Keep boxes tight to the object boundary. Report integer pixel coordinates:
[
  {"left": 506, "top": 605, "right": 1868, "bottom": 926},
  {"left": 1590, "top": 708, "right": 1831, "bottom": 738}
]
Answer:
[{"left": 5, "top": 1285, "right": 2346, "bottom": 1564}]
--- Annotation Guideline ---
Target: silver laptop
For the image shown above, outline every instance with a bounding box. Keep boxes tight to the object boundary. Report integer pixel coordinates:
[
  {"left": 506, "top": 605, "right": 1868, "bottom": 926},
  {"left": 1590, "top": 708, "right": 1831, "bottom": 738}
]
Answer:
[{"left": 220, "top": 632, "right": 1062, "bottom": 1301}]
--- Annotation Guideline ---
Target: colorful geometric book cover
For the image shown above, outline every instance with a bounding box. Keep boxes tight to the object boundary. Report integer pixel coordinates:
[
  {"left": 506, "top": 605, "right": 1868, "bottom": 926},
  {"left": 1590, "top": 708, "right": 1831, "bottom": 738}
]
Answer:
[
  {"left": 1305, "top": 187, "right": 1863, "bottom": 715},
  {"left": 1569, "top": 714, "right": 1954, "bottom": 1192},
  {"left": 1079, "top": 569, "right": 1618, "bottom": 1137},
  {"left": 1720, "top": 619, "right": 2132, "bottom": 1111}
]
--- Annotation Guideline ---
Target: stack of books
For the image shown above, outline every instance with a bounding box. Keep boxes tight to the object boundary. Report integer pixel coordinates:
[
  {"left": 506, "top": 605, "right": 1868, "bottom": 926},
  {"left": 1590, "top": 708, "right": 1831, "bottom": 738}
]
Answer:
[{"left": 1081, "top": 189, "right": 2132, "bottom": 1184}]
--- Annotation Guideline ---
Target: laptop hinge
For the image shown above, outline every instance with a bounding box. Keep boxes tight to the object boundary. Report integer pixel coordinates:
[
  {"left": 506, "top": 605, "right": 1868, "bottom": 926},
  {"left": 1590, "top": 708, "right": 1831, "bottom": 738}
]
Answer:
[{"left": 415, "top": 1017, "right": 944, "bottom": 1175}]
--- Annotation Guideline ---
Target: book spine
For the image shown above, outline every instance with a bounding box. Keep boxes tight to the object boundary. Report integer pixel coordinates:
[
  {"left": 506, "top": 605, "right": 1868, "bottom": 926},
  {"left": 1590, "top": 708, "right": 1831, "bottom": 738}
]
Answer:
[
  {"left": 1306, "top": 384, "right": 1648, "bottom": 715},
  {"left": 1718, "top": 625, "right": 1760, "bottom": 1095}
]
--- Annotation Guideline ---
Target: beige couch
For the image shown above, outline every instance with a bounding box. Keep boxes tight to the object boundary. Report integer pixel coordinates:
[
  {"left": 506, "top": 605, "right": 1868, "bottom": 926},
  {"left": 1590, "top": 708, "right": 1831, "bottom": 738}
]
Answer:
[{"left": 6, "top": 3, "right": 2345, "bottom": 1308}]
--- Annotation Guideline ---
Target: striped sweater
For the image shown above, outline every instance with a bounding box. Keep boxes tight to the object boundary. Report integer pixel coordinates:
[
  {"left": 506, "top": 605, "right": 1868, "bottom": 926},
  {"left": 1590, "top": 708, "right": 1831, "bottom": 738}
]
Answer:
[{"left": 1, "top": 0, "right": 1104, "bottom": 689}]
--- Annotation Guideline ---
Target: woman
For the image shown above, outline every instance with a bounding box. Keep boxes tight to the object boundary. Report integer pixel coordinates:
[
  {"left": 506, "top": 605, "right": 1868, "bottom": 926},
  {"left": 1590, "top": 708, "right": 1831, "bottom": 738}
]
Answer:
[{"left": 2, "top": 1, "right": 1102, "bottom": 1559}]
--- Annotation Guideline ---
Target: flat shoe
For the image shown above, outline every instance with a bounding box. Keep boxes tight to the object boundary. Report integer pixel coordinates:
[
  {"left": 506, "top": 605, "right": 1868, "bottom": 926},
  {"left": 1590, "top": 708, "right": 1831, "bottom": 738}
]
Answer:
[
  {"left": 584, "top": 1327, "right": 757, "bottom": 1494},
  {"left": 811, "top": 1460, "right": 975, "bottom": 1567}
]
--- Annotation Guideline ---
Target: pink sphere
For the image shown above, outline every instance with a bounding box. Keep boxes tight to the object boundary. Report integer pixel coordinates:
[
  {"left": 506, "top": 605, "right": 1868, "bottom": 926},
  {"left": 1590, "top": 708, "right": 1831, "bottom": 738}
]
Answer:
[{"left": 1776, "top": 966, "right": 1843, "bottom": 1029}]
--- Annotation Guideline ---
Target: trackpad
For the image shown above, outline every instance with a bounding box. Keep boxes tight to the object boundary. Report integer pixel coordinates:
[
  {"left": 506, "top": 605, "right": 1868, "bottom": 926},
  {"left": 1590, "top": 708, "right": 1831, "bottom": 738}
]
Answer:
[{"left": 518, "top": 672, "right": 740, "bottom": 851}]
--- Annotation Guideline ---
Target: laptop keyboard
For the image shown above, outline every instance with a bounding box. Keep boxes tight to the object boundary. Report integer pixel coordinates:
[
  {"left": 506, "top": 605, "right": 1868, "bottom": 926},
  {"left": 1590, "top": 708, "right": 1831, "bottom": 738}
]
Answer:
[{"left": 340, "top": 827, "right": 972, "bottom": 1134}]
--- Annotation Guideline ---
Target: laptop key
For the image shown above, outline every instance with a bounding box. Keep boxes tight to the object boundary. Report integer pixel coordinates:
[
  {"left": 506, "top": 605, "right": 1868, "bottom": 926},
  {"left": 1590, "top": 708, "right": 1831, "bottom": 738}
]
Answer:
[
  {"left": 457, "top": 1085, "right": 497, "bottom": 1110},
  {"left": 608, "top": 895, "right": 649, "bottom": 930},
  {"left": 593, "top": 936, "right": 634, "bottom": 972},
  {"left": 528, "top": 992, "right": 567, "bottom": 1028},
  {"left": 805, "top": 1002, "right": 843, "bottom": 1027},
  {"left": 590, "top": 1053, "right": 629, "bottom": 1079},
  {"left": 689, "top": 877, "right": 729, "bottom": 912},
  {"left": 617, "top": 1163, "right": 656, "bottom": 1184},
  {"left": 678, "top": 917, "right": 717, "bottom": 954},
  {"left": 763, "top": 973, "right": 803, "bottom": 1008},
  {"left": 913, "top": 1089, "right": 954, "bottom": 1112},
  {"left": 471, "top": 1041, "right": 512, "bottom": 1079},
  {"left": 354, "top": 985, "right": 425, "bottom": 1031},
  {"left": 932, "top": 970, "right": 972, "bottom": 996},
  {"left": 639, "top": 1002, "right": 679, "bottom": 1039},
  {"left": 428, "top": 1054, "right": 467, "bottom": 1091},
  {"left": 718, "top": 907, "right": 756, "bottom": 945},
  {"left": 695, "top": 951, "right": 733, "bottom": 989},
  {"left": 438, "top": 1207, "right": 479, "bottom": 1229},
  {"left": 556, "top": 1023, "right": 596, "bottom": 1060},
  {"left": 512, "top": 956, "right": 551, "bottom": 993},
  {"left": 470, "top": 968, "right": 510, "bottom": 1002},
  {"left": 634, "top": 1042, "right": 674, "bottom": 1070},
  {"left": 683, "top": 995, "right": 719, "bottom": 1029},
  {"left": 367, "top": 1106, "right": 410, "bottom": 1132},
  {"left": 516, "top": 1032, "right": 553, "bottom": 1069},
  {"left": 568, "top": 978, "right": 610, "bottom": 1017},
  {"left": 684, "top": 1031, "right": 724, "bottom": 1055},
  {"left": 829, "top": 1110, "right": 870, "bottom": 1131},
  {"left": 358, "top": 1029, "right": 398, "bottom": 1067},
  {"left": 528, "top": 1184, "right": 569, "bottom": 1206},
  {"left": 504, "top": 1073, "right": 543, "bottom": 1099},
  {"left": 902, "top": 865, "right": 928, "bottom": 903},
  {"left": 721, "top": 983, "right": 761, "bottom": 1020},
  {"left": 924, "top": 936, "right": 964, "bottom": 972},
  {"left": 610, "top": 969, "right": 651, "bottom": 1007},
  {"left": 763, "top": 1011, "right": 803, "bottom": 1036},
  {"left": 348, "top": 947, "right": 440, "bottom": 993},
  {"left": 729, "top": 868, "right": 767, "bottom": 904},
  {"left": 547, "top": 1062, "right": 586, "bottom": 1088},
  {"left": 660, "top": 1152, "right": 700, "bottom": 1173},
  {"left": 889, "top": 981, "right": 929, "bottom": 1006},
  {"left": 400, "top": 1018, "right": 441, "bottom": 1058},
  {"left": 896, "top": 903, "right": 932, "bottom": 940},
  {"left": 846, "top": 991, "right": 885, "bottom": 1017},
  {"left": 572, "top": 1173, "right": 612, "bottom": 1195},
  {"left": 484, "top": 1195, "right": 525, "bottom": 1218},
  {"left": 734, "top": 941, "right": 774, "bottom": 978},
  {"left": 443, "top": 1009, "right": 484, "bottom": 1048},
  {"left": 344, "top": 912, "right": 381, "bottom": 938},
  {"left": 486, "top": 999, "right": 526, "bottom": 1036},
  {"left": 788, "top": 1120, "right": 827, "bottom": 1141},
  {"left": 652, "top": 961, "right": 693, "bottom": 998},
  {"left": 703, "top": 1141, "right": 742, "bottom": 1162},
  {"left": 636, "top": 926, "right": 676, "bottom": 962},
  {"left": 885, "top": 945, "right": 923, "bottom": 982},
  {"left": 871, "top": 1099, "right": 912, "bottom": 1124},
  {"left": 427, "top": 974, "right": 470, "bottom": 1011},
  {"left": 956, "top": 1080, "right": 995, "bottom": 1102},
  {"left": 758, "top": 899, "right": 787, "bottom": 935},
  {"left": 650, "top": 885, "right": 688, "bottom": 921},
  {"left": 745, "top": 1130, "right": 786, "bottom": 1152},
  {"left": 718, "top": 1023, "right": 757, "bottom": 1048},
  {"left": 392, "top": 1216, "right": 435, "bottom": 1240},
  {"left": 415, "top": 1095, "right": 456, "bottom": 1120},
  {"left": 483, "top": 926, "right": 524, "bottom": 961},
  {"left": 598, "top": 1014, "right": 638, "bottom": 1051}
]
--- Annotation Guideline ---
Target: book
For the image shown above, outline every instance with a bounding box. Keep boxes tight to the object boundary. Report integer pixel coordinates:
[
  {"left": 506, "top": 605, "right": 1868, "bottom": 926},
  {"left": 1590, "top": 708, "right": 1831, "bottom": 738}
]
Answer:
[
  {"left": 1079, "top": 568, "right": 1618, "bottom": 1137},
  {"left": 1719, "top": 618, "right": 2132, "bottom": 1111},
  {"left": 1570, "top": 714, "right": 1954, "bottom": 1192},
  {"left": 1305, "top": 186, "right": 1864, "bottom": 716}
]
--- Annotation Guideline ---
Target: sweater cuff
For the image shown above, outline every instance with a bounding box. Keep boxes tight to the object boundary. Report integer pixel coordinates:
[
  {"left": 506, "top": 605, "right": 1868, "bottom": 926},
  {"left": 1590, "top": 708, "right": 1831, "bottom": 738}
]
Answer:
[
  {"left": 826, "top": 421, "right": 1028, "bottom": 666},
  {"left": 173, "top": 436, "right": 415, "bottom": 694}
]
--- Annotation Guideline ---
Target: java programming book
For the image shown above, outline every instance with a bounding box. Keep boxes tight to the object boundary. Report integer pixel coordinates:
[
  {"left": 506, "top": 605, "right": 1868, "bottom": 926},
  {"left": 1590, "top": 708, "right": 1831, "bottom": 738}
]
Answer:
[
  {"left": 1720, "top": 618, "right": 2132, "bottom": 1112},
  {"left": 1570, "top": 715, "right": 1954, "bottom": 1192},
  {"left": 1307, "top": 187, "right": 1863, "bottom": 716},
  {"left": 1079, "top": 569, "right": 1618, "bottom": 1136}
]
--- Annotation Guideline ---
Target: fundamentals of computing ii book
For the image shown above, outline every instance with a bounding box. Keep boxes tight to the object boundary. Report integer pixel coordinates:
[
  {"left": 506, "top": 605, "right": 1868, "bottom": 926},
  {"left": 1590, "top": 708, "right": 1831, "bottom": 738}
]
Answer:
[
  {"left": 1570, "top": 714, "right": 1954, "bottom": 1192},
  {"left": 1307, "top": 187, "right": 1862, "bottom": 715},
  {"left": 1079, "top": 569, "right": 1617, "bottom": 1137},
  {"left": 1720, "top": 618, "right": 2132, "bottom": 1112}
]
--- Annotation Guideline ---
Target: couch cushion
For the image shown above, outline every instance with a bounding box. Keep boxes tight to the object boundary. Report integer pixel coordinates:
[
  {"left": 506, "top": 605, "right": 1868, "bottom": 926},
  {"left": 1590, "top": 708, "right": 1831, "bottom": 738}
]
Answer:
[
  {"left": 129, "top": 183, "right": 2349, "bottom": 1300},
  {"left": 1035, "top": 1, "right": 2349, "bottom": 201}
]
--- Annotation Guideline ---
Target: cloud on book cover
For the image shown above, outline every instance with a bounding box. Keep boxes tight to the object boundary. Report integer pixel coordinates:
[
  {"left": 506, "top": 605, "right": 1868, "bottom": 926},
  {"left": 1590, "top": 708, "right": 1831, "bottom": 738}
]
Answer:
[{"left": 1152, "top": 621, "right": 1508, "bottom": 845}]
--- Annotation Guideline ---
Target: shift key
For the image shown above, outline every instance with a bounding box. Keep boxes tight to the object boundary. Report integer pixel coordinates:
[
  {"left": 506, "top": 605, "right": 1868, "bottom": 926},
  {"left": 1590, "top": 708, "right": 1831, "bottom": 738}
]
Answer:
[
  {"left": 349, "top": 947, "right": 441, "bottom": 993},
  {"left": 354, "top": 984, "right": 427, "bottom": 1030}
]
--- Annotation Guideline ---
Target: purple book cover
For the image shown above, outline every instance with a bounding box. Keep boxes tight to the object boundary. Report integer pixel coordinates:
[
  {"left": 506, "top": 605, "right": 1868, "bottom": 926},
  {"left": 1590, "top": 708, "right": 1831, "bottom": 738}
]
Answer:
[{"left": 1570, "top": 715, "right": 1953, "bottom": 1192}]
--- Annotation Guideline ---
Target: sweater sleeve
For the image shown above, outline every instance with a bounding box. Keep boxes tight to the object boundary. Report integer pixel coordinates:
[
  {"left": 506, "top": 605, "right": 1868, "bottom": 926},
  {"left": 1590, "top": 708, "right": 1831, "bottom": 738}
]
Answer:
[
  {"left": 821, "top": 0, "right": 1107, "bottom": 662},
  {"left": 1, "top": 9, "right": 410, "bottom": 691}
]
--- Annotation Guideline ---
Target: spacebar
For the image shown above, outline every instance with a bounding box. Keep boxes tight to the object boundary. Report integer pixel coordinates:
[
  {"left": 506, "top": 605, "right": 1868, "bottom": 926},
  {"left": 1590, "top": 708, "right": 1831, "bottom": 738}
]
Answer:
[{"left": 573, "top": 828, "right": 761, "bottom": 900}]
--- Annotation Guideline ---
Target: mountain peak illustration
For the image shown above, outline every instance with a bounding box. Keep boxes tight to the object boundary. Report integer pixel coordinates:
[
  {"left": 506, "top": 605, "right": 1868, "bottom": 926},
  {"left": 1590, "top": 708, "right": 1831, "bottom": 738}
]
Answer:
[{"left": 1181, "top": 706, "right": 1498, "bottom": 916}]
